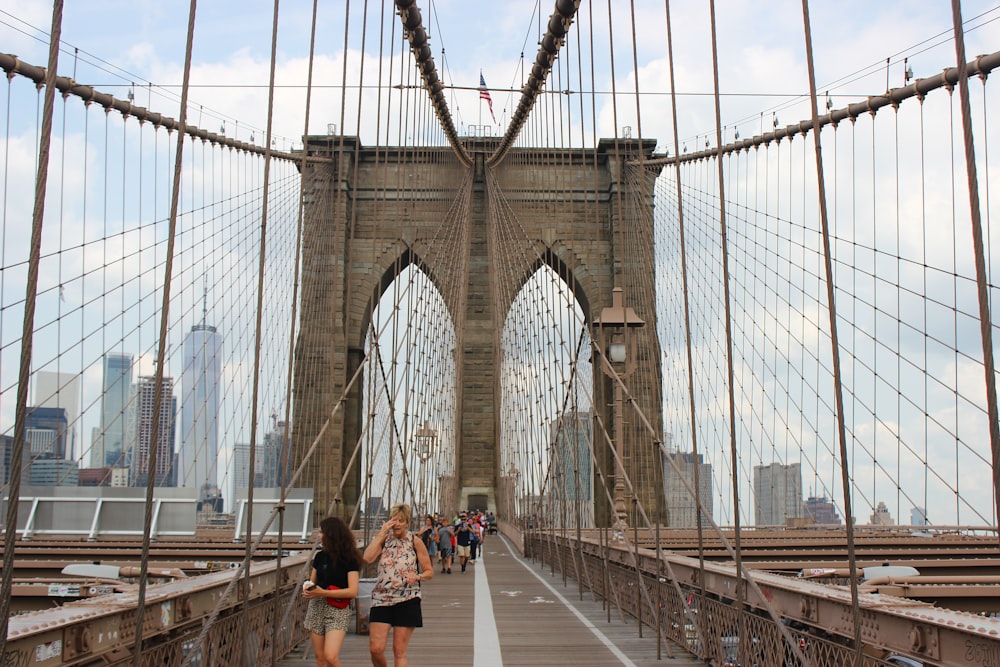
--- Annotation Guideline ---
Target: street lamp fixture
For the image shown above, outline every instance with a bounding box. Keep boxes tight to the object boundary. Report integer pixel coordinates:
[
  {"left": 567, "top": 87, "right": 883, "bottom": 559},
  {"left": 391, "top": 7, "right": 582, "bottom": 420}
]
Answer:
[
  {"left": 593, "top": 286, "right": 645, "bottom": 533},
  {"left": 414, "top": 420, "right": 437, "bottom": 517},
  {"left": 415, "top": 420, "right": 436, "bottom": 462}
]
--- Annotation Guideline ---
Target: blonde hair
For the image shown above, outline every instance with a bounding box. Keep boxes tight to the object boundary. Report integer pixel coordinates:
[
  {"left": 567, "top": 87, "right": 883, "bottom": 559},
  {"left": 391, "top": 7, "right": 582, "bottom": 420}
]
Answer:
[{"left": 389, "top": 503, "right": 412, "bottom": 524}]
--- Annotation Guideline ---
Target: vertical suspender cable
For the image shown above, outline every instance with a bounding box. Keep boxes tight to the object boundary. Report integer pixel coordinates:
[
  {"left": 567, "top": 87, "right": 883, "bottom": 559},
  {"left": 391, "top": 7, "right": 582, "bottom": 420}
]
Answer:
[
  {"left": 272, "top": 0, "right": 319, "bottom": 660},
  {"left": 706, "top": 0, "right": 745, "bottom": 627},
  {"left": 949, "top": 0, "right": 1000, "bottom": 537},
  {"left": 800, "top": 1, "right": 861, "bottom": 663},
  {"left": 240, "top": 0, "right": 282, "bottom": 660},
  {"left": 662, "top": 0, "right": 710, "bottom": 642},
  {"left": 134, "top": 0, "right": 197, "bottom": 660},
  {"left": 0, "top": 0, "right": 63, "bottom": 652}
]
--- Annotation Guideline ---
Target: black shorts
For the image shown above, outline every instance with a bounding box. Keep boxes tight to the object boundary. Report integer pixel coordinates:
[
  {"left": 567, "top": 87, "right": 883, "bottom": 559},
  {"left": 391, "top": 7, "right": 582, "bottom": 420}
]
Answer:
[{"left": 369, "top": 597, "right": 423, "bottom": 628}]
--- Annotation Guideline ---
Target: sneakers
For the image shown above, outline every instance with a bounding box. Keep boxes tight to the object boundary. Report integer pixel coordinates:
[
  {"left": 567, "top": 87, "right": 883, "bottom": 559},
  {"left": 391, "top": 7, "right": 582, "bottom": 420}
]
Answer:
[{"left": 447, "top": 568, "right": 452, "bottom": 574}]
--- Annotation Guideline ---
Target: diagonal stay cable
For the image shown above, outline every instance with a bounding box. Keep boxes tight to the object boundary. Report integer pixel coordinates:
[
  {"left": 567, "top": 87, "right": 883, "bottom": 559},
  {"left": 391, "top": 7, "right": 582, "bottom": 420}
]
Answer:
[
  {"left": 0, "top": 0, "right": 63, "bottom": 655},
  {"left": 238, "top": 0, "right": 283, "bottom": 660},
  {"left": 178, "top": 356, "right": 368, "bottom": 667},
  {"left": 270, "top": 0, "right": 320, "bottom": 660},
  {"left": 133, "top": 1, "right": 197, "bottom": 661}
]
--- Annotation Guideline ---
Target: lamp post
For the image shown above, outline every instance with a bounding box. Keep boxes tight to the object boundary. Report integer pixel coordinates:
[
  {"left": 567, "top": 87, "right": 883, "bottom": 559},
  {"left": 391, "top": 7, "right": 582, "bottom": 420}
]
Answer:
[
  {"left": 593, "top": 287, "right": 645, "bottom": 532},
  {"left": 506, "top": 462, "right": 520, "bottom": 527},
  {"left": 414, "top": 420, "right": 436, "bottom": 517}
]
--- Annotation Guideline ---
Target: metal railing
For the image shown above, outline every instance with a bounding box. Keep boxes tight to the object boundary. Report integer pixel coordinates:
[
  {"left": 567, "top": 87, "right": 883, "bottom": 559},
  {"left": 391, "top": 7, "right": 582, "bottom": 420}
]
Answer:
[
  {"left": 525, "top": 531, "right": 1000, "bottom": 667},
  {"left": 3, "top": 550, "right": 310, "bottom": 666}
]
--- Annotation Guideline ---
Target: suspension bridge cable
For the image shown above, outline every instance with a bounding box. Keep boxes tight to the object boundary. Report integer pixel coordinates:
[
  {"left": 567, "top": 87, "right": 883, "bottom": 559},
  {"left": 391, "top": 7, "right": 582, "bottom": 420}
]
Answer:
[
  {"left": 662, "top": 0, "right": 710, "bottom": 641},
  {"left": 133, "top": 0, "right": 196, "bottom": 659},
  {"left": 234, "top": 0, "right": 285, "bottom": 660},
  {"left": 270, "top": 1, "right": 320, "bottom": 657},
  {"left": 0, "top": 0, "right": 63, "bottom": 654},
  {"left": 801, "top": 0, "right": 862, "bottom": 663},
  {"left": 950, "top": 0, "right": 1000, "bottom": 542}
]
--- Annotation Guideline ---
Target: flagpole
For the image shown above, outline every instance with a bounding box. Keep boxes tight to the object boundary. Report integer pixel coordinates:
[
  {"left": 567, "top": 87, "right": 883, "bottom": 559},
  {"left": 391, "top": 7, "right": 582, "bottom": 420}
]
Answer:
[{"left": 478, "top": 69, "right": 482, "bottom": 130}]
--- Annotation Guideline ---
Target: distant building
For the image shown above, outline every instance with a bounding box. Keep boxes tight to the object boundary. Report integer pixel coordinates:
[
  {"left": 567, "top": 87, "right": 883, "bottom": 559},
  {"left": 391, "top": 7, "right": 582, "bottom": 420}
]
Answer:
[
  {"left": 78, "top": 467, "right": 113, "bottom": 487},
  {"left": 233, "top": 421, "right": 293, "bottom": 493},
  {"left": 25, "top": 406, "right": 70, "bottom": 459},
  {"left": 548, "top": 411, "right": 593, "bottom": 527},
  {"left": 869, "top": 501, "right": 894, "bottom": 526},
  {"left": 910, "top": 507, "right": 928, "bottom": 526},
  {"left": 92, "top": 354, "right": 133, "bottom": 468},
  {"left": 77, "top": 466, "right": 129, "bottom": 487},
  {"left": 197, "top": 492, "right": 224, "bottom": 514},
  {"left": 179, "top": 319, "right": 221, "bottom": 492},
  {"left": 233, "top": 442, "right": 253, "bottom": 491},
  {"left": 34, "top": 371, "right": 79, "bottom": 459},
  {"left": 259, "top": 419, "right": 292, "bottom": 489},
  {"left": 0, "top": 434, "right": 8, "bottom": 484},
  {"left": 109, "top": 467, "right": 129, "bottom": 487},
  {"left": 366, "top": 496, "right": 385, "bottom": 517},
  {"left": 29, "top": 458, "right": 79, "bottom": 486},
  {"left": 753, "top": 462, "right": 802, "bottom": 526},
  {"left": 0, "top": 434, "right": 29, "bottom": 485},
  {"left": 663, "top": 450, "right": 713, "bottom": 528},
  {"left": 804, "top": 495, "right": 842, "bottom": 525},
  {"left": 128, "top": 375, "right": 178, "bottom": 487}
]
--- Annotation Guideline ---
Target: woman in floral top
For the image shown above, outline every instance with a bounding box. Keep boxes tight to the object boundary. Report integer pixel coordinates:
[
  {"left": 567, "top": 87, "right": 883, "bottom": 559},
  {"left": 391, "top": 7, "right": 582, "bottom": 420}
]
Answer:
[{"left": 363, "top": 503, "right": 433, "bottom": 667}]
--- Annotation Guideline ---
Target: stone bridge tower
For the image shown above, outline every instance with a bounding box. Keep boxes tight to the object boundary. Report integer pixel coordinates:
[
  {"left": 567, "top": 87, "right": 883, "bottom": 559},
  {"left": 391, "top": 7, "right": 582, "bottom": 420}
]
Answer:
[{"left": 292, "top": 135, "right": 664, "bottom": 527}]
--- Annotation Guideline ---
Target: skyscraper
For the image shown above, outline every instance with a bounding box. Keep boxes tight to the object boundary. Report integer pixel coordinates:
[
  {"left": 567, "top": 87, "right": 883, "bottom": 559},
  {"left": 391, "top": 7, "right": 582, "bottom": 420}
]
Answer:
[
  {"left": 25, "top": 406, "right": 69, "bottom": 459},
  {"left": 24, "top": 407, "right": 77, "bottom": 486},
  {"left": 663, "top": 450, "right": 713, "bottom": 528},
  {"left": 128, "top": 375, "right": 178, "bottom": 487},
  {"left": 869, "top": 500, "right": 893, "bottom": 526},
  {"left": 259, "top": 419, "right": 291, "bottom": 488},
  {"left": 233, "top": 442, "right": 253, "bottom": 491},
  {"left": 179, "top": 317, "right": 221, "bottom": 496},
  {"left": 804, "top": 495, "right": 842, "bottom": 525},
  {"left": 548, "top": 411, "right": 594, "bottom": 527},
  {"left": 753, "top": 462, "right": 802, "bottom": 526},
  {"left": 34, "top": 371, "right": 79, "bottom": 459},
  {"left": 92, "top": 353, "right": 133, "bottom": 468}
]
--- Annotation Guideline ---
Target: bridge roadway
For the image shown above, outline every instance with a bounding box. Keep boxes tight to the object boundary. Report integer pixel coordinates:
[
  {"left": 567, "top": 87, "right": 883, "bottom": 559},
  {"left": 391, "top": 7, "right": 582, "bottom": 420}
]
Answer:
[{"left": 278, "top": 534, "right": 704, "bottom": 667}]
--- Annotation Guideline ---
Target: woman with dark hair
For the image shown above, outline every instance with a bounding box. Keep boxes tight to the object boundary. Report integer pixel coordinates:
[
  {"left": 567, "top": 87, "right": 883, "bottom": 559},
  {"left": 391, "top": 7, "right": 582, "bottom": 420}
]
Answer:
[{"left": 302, "top": 516, "right": 363, "bottom": 667}]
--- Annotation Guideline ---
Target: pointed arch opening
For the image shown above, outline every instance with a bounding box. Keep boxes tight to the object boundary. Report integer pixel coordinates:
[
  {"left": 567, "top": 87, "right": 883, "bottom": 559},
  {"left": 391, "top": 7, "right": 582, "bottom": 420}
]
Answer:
[
  {"left": 359, "top": 263, "right": 457, "bottom": 524},
  {"left": 499, "top": 264, "right": 595, "bottom": 529}
]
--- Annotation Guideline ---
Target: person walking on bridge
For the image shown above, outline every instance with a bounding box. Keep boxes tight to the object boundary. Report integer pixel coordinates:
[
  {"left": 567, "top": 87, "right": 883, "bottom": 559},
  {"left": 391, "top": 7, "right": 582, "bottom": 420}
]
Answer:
[
  {"left": 454, "top": 516, "right": 472, "bottom": 573},
  {"left": 301, "top": 516, "right": 363, "bottom": 667},
  {"left": 436, "top": 519, "right": 454, "bottom": 574},
  {"left": 363, "top": 503, "right": 433, "bottom": 667}
]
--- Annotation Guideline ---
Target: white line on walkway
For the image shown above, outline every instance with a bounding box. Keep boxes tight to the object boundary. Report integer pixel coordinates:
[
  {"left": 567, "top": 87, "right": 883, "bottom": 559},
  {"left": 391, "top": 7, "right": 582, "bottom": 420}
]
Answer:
[
  {"left": 503, "top": 537, "right": 638, "bottom": 667},
  {"left": 473, "top": 550, "right": 504, "bottom": 667}
]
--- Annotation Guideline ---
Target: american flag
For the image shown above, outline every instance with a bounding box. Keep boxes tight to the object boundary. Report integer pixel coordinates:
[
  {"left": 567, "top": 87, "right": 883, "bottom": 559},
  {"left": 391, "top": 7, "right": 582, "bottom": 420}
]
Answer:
[{"left": 479, "top": 73, "right": 496, "bottom": 124}]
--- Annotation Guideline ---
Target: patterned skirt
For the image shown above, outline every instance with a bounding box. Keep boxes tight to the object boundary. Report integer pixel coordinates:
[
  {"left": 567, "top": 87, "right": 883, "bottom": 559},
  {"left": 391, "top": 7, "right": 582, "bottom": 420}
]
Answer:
[{"left": 303, "top": 597, "right": 352, "bottom": 634}]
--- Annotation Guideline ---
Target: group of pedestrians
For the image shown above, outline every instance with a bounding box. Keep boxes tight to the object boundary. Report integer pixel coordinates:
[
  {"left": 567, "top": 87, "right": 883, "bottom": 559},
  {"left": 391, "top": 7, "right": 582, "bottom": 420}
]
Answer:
[
  {"left": 301, "top": 505, "right": 497, "bottom": 666},
  {"left": 417, "top": 509, "right": 493, "bottom": 574}
]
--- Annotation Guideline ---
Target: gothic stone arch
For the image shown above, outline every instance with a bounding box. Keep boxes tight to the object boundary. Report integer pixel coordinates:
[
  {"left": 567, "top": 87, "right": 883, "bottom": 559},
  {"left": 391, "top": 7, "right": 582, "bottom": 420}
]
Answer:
[{"left": 293, "top": 136, "right": 664, "bottom": 526}]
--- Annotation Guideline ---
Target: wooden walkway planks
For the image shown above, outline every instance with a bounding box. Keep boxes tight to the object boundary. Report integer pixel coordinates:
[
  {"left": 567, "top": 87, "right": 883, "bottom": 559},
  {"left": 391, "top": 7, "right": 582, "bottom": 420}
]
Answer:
[{"left": 278, "top": 535, "right": 704, "bottom": 666}]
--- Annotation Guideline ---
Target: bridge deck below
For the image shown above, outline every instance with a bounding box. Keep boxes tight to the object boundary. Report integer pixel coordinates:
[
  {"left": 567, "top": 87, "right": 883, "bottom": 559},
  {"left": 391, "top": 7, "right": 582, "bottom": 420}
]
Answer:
[{"left": 278, "top": 534, "right": 704, "bottom": 666}]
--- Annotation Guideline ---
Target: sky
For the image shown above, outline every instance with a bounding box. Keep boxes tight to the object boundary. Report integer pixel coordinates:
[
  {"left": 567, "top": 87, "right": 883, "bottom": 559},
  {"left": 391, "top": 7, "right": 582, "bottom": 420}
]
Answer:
[
  {"left": 1, "top": 0, "right": 999, "bottom": 523},
  {"left": 2, "top": 1, "right": 998, "bottom": 152}
]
